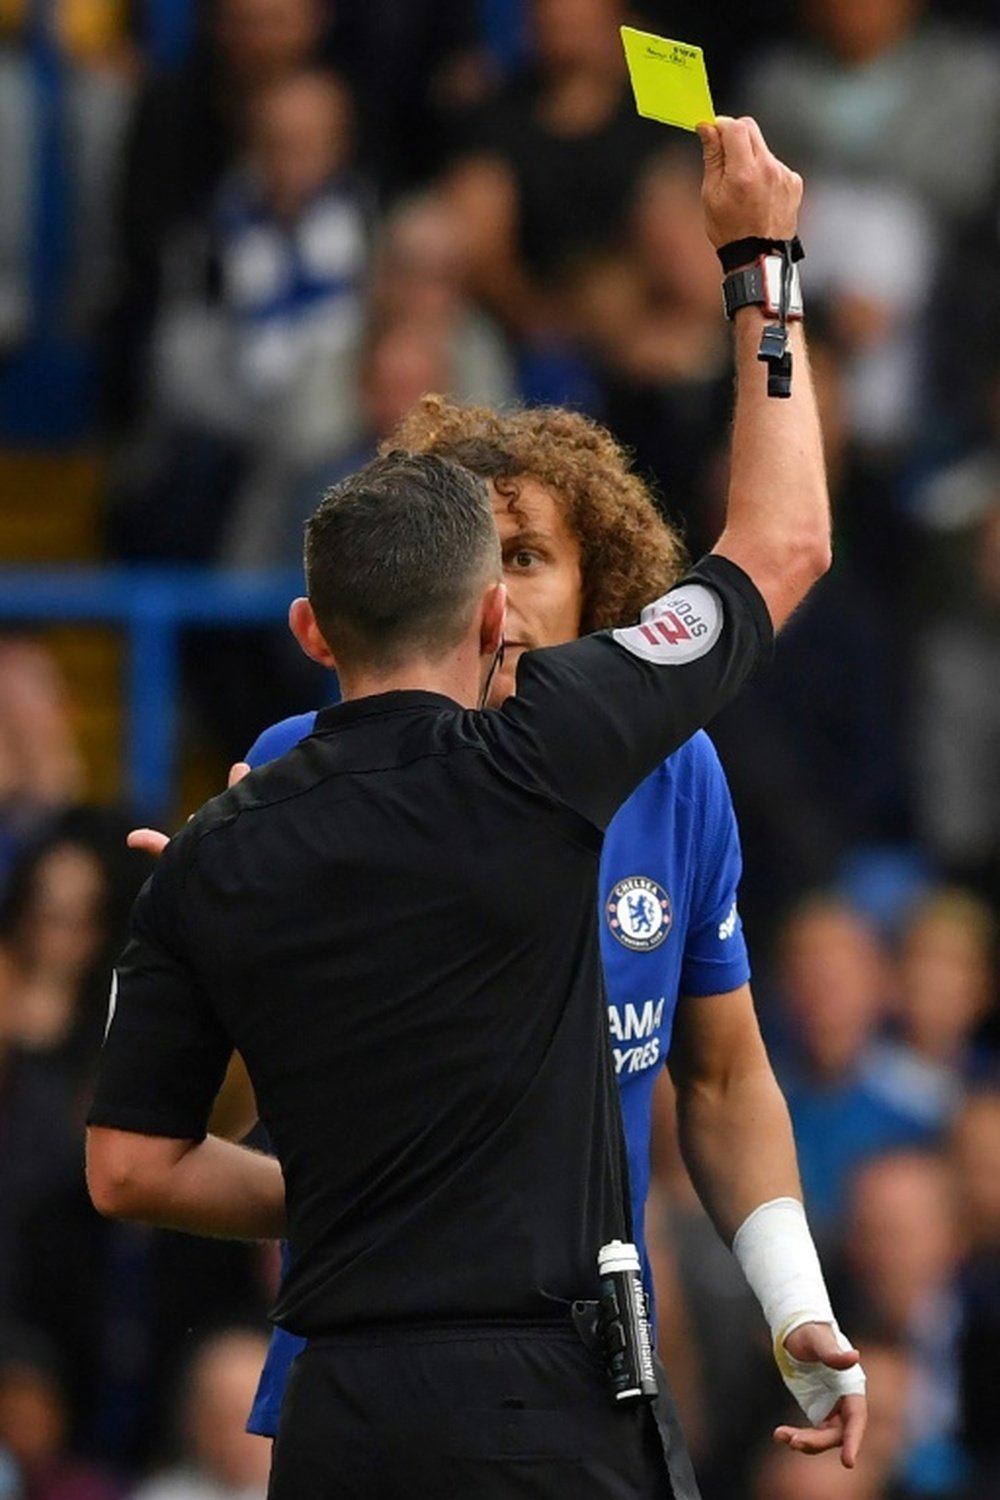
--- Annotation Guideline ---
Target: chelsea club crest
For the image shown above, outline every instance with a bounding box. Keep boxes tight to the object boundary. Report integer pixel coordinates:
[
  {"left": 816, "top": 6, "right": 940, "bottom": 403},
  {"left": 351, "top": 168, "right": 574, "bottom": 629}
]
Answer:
[{"left": 605, "top": 876, "right": 672, "bottom": 952}]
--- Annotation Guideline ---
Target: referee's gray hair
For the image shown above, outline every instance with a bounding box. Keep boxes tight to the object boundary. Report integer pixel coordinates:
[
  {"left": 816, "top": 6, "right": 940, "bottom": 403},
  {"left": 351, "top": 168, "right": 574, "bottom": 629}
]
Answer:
[{"left": 304, "top": 450, "right": 501, "bottom": 669}]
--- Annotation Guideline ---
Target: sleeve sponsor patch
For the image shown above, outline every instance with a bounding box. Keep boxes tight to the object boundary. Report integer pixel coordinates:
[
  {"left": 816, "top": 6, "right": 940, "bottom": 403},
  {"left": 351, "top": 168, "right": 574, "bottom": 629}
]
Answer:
[{"left": 613, "top": 583, "right": 723, "bottom": 665}]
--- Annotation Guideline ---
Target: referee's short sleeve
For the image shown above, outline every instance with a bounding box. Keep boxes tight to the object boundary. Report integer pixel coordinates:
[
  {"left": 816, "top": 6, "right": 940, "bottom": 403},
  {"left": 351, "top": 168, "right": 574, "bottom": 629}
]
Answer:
[
  {"left": 490, "top": 554, "right": 773, "bottom": 831},
  {"left": 88, "top": 844, "right": 231, "bottom": 1140}
]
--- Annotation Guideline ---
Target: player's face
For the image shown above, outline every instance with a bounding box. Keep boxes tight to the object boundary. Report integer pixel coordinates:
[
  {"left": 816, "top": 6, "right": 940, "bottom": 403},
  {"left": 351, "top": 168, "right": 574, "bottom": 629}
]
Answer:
[{"left": 488, "top": 477, "right": 583, "bottom": 706}]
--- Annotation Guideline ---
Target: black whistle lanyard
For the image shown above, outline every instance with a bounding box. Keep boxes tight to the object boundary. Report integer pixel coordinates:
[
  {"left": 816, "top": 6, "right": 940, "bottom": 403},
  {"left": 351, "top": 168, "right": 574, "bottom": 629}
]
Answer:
[{"left": 757, "top": 239, "right": 795, "bottom": 399}]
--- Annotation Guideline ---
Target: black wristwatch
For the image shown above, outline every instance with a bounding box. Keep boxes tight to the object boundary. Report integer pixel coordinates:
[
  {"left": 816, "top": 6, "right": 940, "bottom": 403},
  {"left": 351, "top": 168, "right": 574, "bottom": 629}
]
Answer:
[{"left": 722, "top": 254, "right": 804, "bottom": 321}]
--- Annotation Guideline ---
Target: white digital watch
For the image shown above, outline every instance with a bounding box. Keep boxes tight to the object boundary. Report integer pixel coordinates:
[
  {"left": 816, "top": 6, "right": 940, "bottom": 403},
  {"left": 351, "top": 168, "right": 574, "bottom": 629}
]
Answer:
[{"left": 722, "top": 254, "right": 804, "bottom": 321}]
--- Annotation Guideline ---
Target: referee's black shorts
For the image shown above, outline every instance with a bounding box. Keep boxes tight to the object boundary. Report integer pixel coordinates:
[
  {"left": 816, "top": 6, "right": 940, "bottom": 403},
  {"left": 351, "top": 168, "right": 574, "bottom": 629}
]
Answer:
[{"left": 267, "top": 1323, "right": 672, "bottom": 1499}]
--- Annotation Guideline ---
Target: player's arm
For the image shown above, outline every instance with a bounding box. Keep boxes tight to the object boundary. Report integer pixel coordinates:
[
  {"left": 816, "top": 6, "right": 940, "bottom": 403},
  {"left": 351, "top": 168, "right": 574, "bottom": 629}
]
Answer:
[
  {"left": 667, "top": 985, "right": 866, "bottom": 1467},
  {"left": 208, "top": 1052, "right": 259, "bottom": 1142},
  {"left": 668, "top": 982, "right": 800, "bottom": 1236},
  {"left": 697, "top": 117, "right": 830, "bottom": 630}
]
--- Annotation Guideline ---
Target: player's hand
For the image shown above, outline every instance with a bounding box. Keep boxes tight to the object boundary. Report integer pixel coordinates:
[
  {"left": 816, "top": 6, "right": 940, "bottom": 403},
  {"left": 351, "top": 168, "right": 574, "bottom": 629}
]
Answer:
[
  {"left": 126, "top": 825, "right": 170, "bottom": 857},
  {"left": 696, "top": 115, "right": 802, "bottom": 249},
  {"left": 227, "top": 760, "right": 251, "bottom": 788},
  {"left": 126, "top": 762, "right": 252, "bottom": 858},
  {"left": 773, "top": 1321, "right": 867, "bottom": 1468}
]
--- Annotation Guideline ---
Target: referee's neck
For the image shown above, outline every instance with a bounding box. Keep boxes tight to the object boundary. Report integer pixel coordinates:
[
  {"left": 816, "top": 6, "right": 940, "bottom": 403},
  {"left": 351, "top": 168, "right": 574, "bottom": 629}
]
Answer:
[{"left": 338, "top": 646, "right": 485, "bottom": 712}]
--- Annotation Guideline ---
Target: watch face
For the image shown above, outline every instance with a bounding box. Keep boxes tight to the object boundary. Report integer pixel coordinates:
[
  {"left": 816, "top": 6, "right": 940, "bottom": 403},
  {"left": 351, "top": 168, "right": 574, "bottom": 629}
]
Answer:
[{"left": 761, "top": 255, "right": 803, "bottom": 318}]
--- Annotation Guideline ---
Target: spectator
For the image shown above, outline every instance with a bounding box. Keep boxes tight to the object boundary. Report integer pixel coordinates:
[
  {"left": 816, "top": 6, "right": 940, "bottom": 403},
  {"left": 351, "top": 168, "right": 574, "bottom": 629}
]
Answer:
[
  {"left": 0, "top": 14, "right": 133, "bottom": 360},
  {"left": 368, "top": 194, "right": 516, "bottom": 410},
  {"left": 228, "top": 188, "right": 518, "bottom": 549},
  {"left": 951, "top": 1091, "right": 1000, "bottom": 1491},
  {"left": 445, "top": 0, "right": 663, "bottom": 343},
  {"left": 130, "top": 1330, "right": 271, "bottom": 1500},
  {"left": 112, "top": 68, "right": 367, "bottom": 565},
  {"left": 0, "top": 40, "right": 32, "bottom": 353},
  {"left": 854, "top": 1341, "right": 918, "bottom": 1498},
  {"left": 752, "top": 1440, "right": 878, "bottom": 1500},
  {"left": 326, "top": 0, "right": 488, "bottom": 197},
  {"left": 870, "top": 889, "right": 997, "bottom": 1131},
  {"left": 570, "top": 143, "right": 733, "bottom": 556},
  {"left": 0, "top": 953, "right": 77, "bottom": 1322},
  {"left": 0, "top": 1322, "right": 122, "bottom": 1500},
  {"left": 740, "top": 0, "right": 1000, "bottom": 227},
  {"left": 106, "top": 0, "right": 331, "bottom": 428},
  {"left": 911, "top": 499, "right": 1000, "bottom": 904},
  {"left": 212, "top": 70, "right": 365, "bottom": 401},
  {"left": 0, "top": 642, "right": 84, "bottom": 897},
  {"left": 0, "top": 832, "right": 123, "bottom": 1106},
  {"left": 0, "top": 804, "right": 147, "bottom": 1102},
  {"left": 709, "top": 327, "right": 905, "bottom": 952},
  {"left": 740, "top": 0, "right": 1000, "bottom": 455},
  {"left": 840, "top": 1151, "right": 969, "bottom": 1496},
  {"left": 225, "top": 315, "right": 456, "bottom": 568},
  {"left": 768, "top": 895, "right": 936, "bottom": 1243},
  {"left": 921, "top": 204, "right": 1000, "bottom": 460},
  {"left": 623, "top": 0, "right": 796, "bottom": 107},
  {"left": 795, "top": 177, "right": 936, "bottom": 450},
  {"left": 912, "top": 355, "right": 1000, "bottom": 545},
  {"left": 13, "top": 1185, "right": 271, "bottom": 1477}
]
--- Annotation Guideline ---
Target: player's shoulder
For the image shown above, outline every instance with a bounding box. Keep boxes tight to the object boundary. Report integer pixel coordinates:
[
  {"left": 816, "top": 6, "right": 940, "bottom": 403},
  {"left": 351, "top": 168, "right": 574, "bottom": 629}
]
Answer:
[
  {"left": 657, "top": 730, "right": 727, "bottom": 794},
  {"left": 629, "top": 733, "right": 736, "bottom": 850},
  {"left": 609, "top": 732, "right": 730, "bottom": 839},
  {"left": 246, "top": 711, "right": 319, "bottom": 767},
  {"left": 171, "top": 735, "right": 320, "bottom": 857}
]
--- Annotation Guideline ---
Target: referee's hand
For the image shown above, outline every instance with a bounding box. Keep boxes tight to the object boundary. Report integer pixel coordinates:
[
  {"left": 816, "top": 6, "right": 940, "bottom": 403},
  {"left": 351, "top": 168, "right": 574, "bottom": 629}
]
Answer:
[
  {"left": 126, "top": 761, "right": 251, "bottom": 857},
  {"left": 773, "top": 1322, "right": 868, "bottom": 1468},
  {"left": 696, "top": 115, "right": 803, "bottom": 249}
]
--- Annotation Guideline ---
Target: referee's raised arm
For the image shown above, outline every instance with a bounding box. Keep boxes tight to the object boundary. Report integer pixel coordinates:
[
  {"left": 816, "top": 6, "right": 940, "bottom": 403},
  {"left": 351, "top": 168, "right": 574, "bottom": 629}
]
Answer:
[
  {"left": 697, "top": 116, "right": 831, "bottom": 628},
  {"left": 486, "top": 116, "right": 831, "bottom": 831}
]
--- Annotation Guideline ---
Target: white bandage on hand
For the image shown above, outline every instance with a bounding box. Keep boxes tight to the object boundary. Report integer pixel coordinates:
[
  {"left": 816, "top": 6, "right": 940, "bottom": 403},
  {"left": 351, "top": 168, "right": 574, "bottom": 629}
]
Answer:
[
  {"left": 732, "top": 1197, "right": 866, "bottom": 1424},
  {"left": 774, "top": 1319, "right": 866, "bottom": 1426}
]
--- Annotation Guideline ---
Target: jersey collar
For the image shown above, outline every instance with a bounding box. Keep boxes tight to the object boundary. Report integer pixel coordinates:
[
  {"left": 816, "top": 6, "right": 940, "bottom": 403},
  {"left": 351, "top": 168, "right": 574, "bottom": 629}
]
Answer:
[{"left": 314, "top": 691, "right": 463, "bottom": 733}]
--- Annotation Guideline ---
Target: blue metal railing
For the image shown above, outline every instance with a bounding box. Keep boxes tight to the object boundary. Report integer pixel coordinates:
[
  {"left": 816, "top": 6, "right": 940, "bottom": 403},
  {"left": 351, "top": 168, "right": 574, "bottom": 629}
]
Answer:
[{"left": 0, "top": 566, "right": 303, "bottom": 814}]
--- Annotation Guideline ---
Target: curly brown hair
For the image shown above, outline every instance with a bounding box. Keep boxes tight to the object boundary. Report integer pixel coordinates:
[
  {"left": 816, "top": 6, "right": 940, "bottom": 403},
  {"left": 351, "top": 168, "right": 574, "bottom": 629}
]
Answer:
[{"left": 384, "top": 396, "right": 689, "bottom": 632}]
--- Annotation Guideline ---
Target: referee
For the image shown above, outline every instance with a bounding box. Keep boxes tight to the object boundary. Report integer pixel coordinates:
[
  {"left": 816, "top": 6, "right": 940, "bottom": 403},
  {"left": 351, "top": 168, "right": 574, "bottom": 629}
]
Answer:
[{"left": 87, "top": 117, "right": 830, "bottom": 1498}]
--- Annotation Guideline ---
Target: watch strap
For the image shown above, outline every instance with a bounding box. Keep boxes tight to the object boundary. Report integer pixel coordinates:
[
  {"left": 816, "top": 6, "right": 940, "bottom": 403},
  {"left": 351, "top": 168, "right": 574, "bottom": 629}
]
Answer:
[{"left": 717, "top": 235, "right": 804, "bottom": 273}]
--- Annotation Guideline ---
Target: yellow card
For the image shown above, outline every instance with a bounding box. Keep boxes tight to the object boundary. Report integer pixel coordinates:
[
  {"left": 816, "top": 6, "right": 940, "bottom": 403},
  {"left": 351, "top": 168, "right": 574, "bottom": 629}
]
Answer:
[{"left": 620, "top": 25, "right": 715, "bottom": 133}]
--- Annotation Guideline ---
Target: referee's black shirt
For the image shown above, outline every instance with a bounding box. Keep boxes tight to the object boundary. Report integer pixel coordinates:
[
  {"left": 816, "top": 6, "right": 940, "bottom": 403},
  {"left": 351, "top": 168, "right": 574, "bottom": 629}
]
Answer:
[{"left": 90, "top": 556, "right": 770, "bottom": 1338}]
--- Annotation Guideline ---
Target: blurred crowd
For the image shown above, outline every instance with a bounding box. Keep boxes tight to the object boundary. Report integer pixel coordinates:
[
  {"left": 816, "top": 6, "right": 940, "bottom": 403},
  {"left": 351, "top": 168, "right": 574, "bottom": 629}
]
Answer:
[{"left": 1, "top": 1, "right": 999, "bottom": 1496}]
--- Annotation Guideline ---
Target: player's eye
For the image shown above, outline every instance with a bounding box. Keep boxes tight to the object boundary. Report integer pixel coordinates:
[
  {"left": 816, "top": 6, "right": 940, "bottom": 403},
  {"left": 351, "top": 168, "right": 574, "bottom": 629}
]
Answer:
[{"left": 507, "top": 548, "right": 542, "bottom": 570}]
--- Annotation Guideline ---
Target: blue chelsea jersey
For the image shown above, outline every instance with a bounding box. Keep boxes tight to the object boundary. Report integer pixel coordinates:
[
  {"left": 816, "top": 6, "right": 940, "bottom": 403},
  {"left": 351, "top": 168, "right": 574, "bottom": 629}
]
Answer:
[
  {"left": 243, "top": 713, "right": 750, "bottom": 1436},
  {"left": 602, "top": 738, "right": 750, "bottom": 1244}
]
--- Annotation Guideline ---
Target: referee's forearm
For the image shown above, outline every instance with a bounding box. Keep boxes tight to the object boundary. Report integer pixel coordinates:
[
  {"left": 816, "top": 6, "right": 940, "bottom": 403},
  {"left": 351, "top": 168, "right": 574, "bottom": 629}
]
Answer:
[
  {"left": 87, "top": 1126, "right": 286, "bottom": 1240},
  {"left": 712, "top": 314, "right": 831, "bottom": 631}
]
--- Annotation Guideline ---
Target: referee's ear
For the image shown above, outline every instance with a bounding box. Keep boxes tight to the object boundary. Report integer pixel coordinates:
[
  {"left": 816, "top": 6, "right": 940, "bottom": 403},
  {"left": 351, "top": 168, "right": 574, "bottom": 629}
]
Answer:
[
  {"left": 480, "top": 582, "right": 507, "bottom": 658},
  {"left": 289, "top": 597, "right": 337, "bottom": 668}
]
